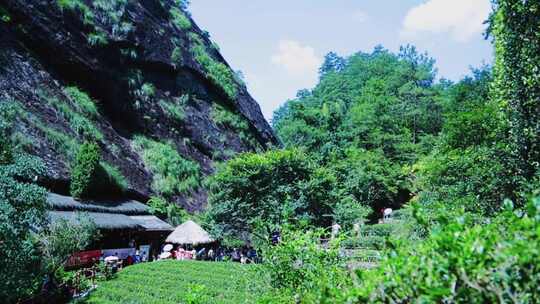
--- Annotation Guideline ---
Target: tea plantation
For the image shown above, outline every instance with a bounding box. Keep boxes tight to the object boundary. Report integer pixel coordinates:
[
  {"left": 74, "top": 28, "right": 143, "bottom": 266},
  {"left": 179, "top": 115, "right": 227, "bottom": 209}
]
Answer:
[{"left": 81, "top": 261, "right": 263, "bottom": 304}]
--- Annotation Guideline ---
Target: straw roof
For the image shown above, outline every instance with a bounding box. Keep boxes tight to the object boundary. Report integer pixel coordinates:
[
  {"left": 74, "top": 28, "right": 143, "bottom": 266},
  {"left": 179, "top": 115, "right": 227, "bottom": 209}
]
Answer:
[
  {"left": 49, "top": 211, "right": 142, "bottom": 230},
  {"left": 47, "top": 193, "right": 149, "bottom": 215},
  {"left": 166, "top": 220, "right": 214, "bottom": 245},
  {"left": 47, "top": 193, "right": 174, "bottom": 232},
  {"left": 130, "top": 216, "right": 174, "bottom": 232}
]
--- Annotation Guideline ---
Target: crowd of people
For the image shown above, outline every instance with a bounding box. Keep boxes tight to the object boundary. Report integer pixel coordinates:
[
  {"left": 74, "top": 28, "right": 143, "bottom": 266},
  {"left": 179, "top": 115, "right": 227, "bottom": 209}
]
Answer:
[{"left": 159, "top": 245, "right": 260, "bottom": 264}]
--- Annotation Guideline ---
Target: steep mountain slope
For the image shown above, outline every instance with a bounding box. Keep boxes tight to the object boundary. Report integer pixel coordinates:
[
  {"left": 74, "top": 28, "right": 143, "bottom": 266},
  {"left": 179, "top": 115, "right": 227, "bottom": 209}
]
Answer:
[{"left": 0, "top": 0, "right": 278, "bottom": 211}]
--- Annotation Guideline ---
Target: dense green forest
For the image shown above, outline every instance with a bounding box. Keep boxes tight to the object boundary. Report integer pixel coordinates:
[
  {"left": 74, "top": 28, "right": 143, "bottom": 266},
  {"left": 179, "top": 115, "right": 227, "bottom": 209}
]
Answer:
[
  {"left": 1, "top": 0, "right": 539, "bottom": 303},
  {"left": 202, "top": 0, "right": 539, "bottom": 302}
]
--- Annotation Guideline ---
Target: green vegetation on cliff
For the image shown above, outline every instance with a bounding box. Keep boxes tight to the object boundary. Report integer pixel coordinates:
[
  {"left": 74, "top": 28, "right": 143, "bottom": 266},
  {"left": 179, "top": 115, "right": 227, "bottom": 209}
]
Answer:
[{"left": 133, "top": 136, "right": 201, "bottom": 198}]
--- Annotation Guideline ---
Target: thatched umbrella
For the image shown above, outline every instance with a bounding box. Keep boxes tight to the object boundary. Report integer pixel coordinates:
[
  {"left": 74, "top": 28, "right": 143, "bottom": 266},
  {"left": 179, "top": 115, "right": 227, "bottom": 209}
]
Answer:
[{"left": 166, "top": 220, "right": 214, "bottom": 246}]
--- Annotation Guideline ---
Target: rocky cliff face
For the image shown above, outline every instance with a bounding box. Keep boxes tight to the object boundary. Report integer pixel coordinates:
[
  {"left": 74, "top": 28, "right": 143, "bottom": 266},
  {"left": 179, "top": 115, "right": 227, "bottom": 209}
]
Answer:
[{"left": 0, "top": 0, "right": 278, "bottom": 211}]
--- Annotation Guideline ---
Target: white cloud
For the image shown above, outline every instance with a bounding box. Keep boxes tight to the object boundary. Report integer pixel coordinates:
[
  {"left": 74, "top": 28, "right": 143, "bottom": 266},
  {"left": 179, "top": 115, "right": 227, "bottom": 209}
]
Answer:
[
  {"left": 271, "top": 40, "right": 321, "bottom": 75},
  {"left": 401, "top": 0, "right": 491, "bottom": 42}
]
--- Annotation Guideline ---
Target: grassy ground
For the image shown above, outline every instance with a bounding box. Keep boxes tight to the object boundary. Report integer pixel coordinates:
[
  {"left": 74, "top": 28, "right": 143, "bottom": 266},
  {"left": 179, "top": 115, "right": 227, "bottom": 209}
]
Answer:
[{"left": 81, "top": 260, "right": 263, "bottom": 304}]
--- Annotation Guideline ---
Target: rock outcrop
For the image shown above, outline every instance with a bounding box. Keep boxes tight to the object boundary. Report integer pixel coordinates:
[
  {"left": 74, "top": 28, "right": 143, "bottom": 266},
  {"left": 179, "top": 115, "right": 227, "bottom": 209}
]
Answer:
[{"left": 0, "top": 0, "right": 278, "bottom": 211}]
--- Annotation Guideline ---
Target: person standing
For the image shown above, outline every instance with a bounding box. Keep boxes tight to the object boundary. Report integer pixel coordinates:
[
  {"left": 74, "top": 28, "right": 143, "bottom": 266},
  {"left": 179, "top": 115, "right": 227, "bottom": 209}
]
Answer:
[
  {"left": 331, "top": 222, "right": 341, "bottom": 239},
  {"left": 231, "top": 248, "right": 240, "bottom": 262}
]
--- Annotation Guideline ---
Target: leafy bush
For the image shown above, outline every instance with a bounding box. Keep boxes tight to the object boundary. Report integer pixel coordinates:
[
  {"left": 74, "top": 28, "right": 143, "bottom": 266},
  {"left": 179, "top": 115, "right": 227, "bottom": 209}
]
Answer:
[
  {"left": 191, "top": 39, "right": 238, "bottom": 100},
  {"left": 141, "top": 83, "right": 156, "bottom": 97},
  {"left": 205, "top": 149, "right": 338, "bottom": 241},
  {"left": 159, "top": 96, "right": 187, "bottom": 122},
  {"left": 87, "top": 31, "right": 108, "bottom": 46},
  {"left": 0, "top": 135, "right": 12, "bottom": 165},
  {"left": 342, "top": 235, "right": 384, "bottom": 250},
  {"left": 63, "top": 86, "right": 99, "bottom": 118},
  {"left": 211, "top": 102, "right": 257, "bottom": 145},
  {"left": 57, "top": 0, "right": 94, "bottom": 25},
  {"left": 416, "top": 144, "right": 512, "bottom": 215},
  {"left": 134, "top": 83, "right": 156, "bottom": 104},
  {"left": 352, "top": 196, "right": 540, "bottom": 303},
  {"left": 171, "top": 46, "right": 182, "bottom": 64},
  {"left": 70, "top": 142, "right": 101, "bottom": 198},
  {"left": 0, "top": 102, "right": 18, "bottom": 164},
  {"left": 70, "top": 142, "right": 126, "bottom": 198},
  {"left": 100, "top": 161, "right": 129, "bottom": 192},
  {"left": 133, "top": 136, "right": 200, "bottom": 197},
  {"left": 173, "top": 0, "right": 190, "bottom": 11},
  {"left": 148, "top": 196, "right": 189, "bottom": 226},
  {"left": 0, "top": 153, "right": 47, "bottom": 302},
  {"left": 40, "top": 91, "right": 103, "bottom": 142},
  {"left": 332, "top": 197, "right": 371, "bottom": 231},
  {"left": 0, "top": 6, "right": 10, "bottom": 22},
  {"left": 212, "top": 103, "right": 249, "bottom": 131},
  {"left": 258, "top": 228, "right": 351, "bottom": 303},
  {"left": 170, "top": 7, "right": 191, "bottom": 30},
  {"left": 0, "top": 134, "right": 93, "bottom": 301},
  {"left": 38, "top": 214, "right": 97, "bottom": 275}
]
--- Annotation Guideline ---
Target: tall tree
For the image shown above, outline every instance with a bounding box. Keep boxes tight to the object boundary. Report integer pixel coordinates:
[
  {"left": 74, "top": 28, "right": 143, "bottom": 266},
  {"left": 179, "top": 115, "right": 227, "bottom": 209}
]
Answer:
[
  {"left": 491, "top": 0, "right": 540, "bottom": 184},
  {"left": 205, "top": 149, "right": 339, "bottom": 241},
  {"left": 319, "top": 52, "right": 346, "bottom": 78}
]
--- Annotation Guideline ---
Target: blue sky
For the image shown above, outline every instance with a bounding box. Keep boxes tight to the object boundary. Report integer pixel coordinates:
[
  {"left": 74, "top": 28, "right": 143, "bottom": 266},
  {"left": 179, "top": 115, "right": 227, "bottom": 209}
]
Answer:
[{"left": 190, "top": 0, "right": 493, "bottom": 121}]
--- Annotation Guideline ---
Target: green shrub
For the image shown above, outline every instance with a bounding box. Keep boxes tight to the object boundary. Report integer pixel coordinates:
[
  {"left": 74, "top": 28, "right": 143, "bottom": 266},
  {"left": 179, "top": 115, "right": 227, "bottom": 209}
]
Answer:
[
  {"left": 70, "top": 142, "right": 101, "bottom": 198},
  {"left": 63, "top": 86, "right": 99, "bottom": 118},
  {"left": 148, "top": 196, "right": 189, "bottom": 226},
  {"left": 258, "top": 228, "right": 351, "bottom": 302},
  {"left": 159, "top": 96, "right": 187, "bottom": 122},
  {"left": 70, "top": 142, "right": 126, "bottom": 198},
  {"left": 40, "top": 123, "right": 80, "bottom": 159},
  {"left": 133, "top": 136, "right": 200, "bottom": 197},
  {"left": 134, "top": 83, "right": 156, "bottom": 104},
  {"left": 211, "top": 103, "right": 248, "bottom": 131},
  {"left": 0, "top": 136, "right": 13, "bottom": 165},
  {"left": 0, "top": 102, "right": 18, "bottom": 164},
  {"left": 352, "top": 197, "right": 540, "bottom": 303},
  {"left": 205, "top": 149, "right": 338, "bottom": 242},
  {"left": 87, "top": 31, "right": 108, "bottom": 46},
  {"left": 170, "top": 7, "right": 191, "bottom": 30},
  {"left": 0, "top": 6, "right": 11, "bottom": 22},
  {"left": 0, "top": 148, "right": 47, "bottom": 302},
  {"left": 141, "top": 83, "right": 155, "bottom": 97},
  {"left": 171, "top": 46, "right": 182, "bottom": 64},
  {"left": 100, "top": 162, "right": 129, "bottom": 192},
  {"left": 342, "top": 235, "right": 385, "bottom": 250},
  {"left": 211, "top": 102, "right": 256, "bottom": 144},
  {"left": 173, "top": 0, "right": 190, "bottom": 11},
  {"left": 332, "top": 197, "right": 371, "bottom": 231},
  {"left": 40, "top": 91, "right": 103, "bottom": 142},
  {"left": 362, "top": 223, "right": 395, "bottom": 237},
  {"left": 56, "top": 0, "right": 94, "bottom": 25},
  {"left": 191, "top": 40, "right": 238, "bottom": 100}
]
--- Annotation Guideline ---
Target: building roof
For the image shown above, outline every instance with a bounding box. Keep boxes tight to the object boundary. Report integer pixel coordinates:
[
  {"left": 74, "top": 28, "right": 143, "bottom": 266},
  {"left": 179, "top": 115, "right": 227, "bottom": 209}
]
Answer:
[
  {"left": 165, "top": 220, "right": 214, "bottom": 245},
  {"left": 48, "top": 211, "right": 142, "bottom": 230},
  {"left": 47, "top": 193, "right": 174, "bottom": 233},
  {"left": 47, "top": 193, "right": 149, "bottom": 215},
  {"left": 130, "top": 215, "right": 174, "bottom": 232}
]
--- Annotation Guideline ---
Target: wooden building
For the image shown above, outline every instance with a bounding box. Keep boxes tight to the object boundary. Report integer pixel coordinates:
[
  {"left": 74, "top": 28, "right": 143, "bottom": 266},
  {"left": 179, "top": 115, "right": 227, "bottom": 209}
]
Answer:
[{"left": 47, "top": 193, "right": 173, "bottom": 259}]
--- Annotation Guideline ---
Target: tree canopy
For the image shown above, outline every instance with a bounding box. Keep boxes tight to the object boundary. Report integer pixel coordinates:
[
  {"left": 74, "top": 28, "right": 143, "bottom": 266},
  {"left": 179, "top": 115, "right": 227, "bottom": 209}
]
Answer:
[{"left": 205, "top": 149, "right": 339, "bottom": 241}]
